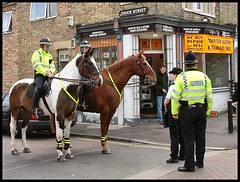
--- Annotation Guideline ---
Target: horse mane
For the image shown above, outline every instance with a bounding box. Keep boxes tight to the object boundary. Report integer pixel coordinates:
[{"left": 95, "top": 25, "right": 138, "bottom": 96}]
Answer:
[{"left": 101, "top": 54, "right": 135, "bottom": 72}]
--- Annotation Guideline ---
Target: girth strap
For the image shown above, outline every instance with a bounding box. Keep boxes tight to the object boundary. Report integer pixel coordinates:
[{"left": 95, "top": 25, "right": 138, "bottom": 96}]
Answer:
[{"left": 42, "top": 96, "right": 54, "bottom": 116}]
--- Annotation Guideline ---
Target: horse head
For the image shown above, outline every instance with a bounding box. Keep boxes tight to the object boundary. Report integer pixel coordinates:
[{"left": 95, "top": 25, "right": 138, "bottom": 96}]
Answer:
[
  {"left": 76, "top": 48, "right": 103, "bottom": 87},
  {"left": 132, "top": 50, "right": 157, "bottom": 86}
]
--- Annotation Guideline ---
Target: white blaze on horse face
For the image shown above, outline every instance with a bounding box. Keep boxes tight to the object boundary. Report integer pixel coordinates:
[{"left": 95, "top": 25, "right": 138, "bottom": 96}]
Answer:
[
  {"left": 90, "top": 57, "right": 103, "bottom": 86},
  {"left": 144, "top": 59, "right": 156, "bottom": 76}
]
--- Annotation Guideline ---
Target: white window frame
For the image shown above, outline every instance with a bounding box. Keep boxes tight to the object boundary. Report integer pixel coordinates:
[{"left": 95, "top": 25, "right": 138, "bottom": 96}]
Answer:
[
  {"left": 2, "top": 11, "right": 12, "bottom": 33},
  {"left": 59, "top": 49, "right": 69, "bottom": 62},
  {"left": 30, "top": 2, "right": 57, "bottom": 21},
  {"left": 185, "top": 2, "right": 190, "bottom": 9},
  {"left": 193, "top": 2, "right": 203, "bottom": 12},
  {"left": 206, "top": 2, "right": 211, "bottom": 15}
]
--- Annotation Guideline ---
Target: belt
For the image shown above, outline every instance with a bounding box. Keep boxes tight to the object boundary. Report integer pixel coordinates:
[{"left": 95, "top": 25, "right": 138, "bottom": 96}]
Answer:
[{"left": 180, "top": 102, "right": 204, "bottom": 109}]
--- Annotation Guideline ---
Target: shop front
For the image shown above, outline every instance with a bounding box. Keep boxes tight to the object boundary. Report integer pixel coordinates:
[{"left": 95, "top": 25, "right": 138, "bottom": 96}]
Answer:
[{"left": 73, "top": 12, "right": 237, "bottom": 125}]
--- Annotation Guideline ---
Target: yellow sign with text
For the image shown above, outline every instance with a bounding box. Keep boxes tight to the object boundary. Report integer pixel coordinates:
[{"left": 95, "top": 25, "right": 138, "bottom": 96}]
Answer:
[{"left": 185, "top": 34, "right": 233, "bottom": 54}]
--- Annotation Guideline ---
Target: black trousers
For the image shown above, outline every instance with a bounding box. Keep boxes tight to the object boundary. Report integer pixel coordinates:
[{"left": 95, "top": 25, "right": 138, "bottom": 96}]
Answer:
[
  {"left": 179, "top": 106, "right": 207, "bottom": 169},
  {"left": 32, "top": 74, "right": 48, "bottom": 108},
  {"left": 168, "top": 113, "right": 185, "bottom": 159}
]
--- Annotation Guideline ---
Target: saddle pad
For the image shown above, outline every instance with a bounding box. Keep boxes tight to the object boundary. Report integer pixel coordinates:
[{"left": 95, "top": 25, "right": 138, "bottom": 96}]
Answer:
[{"left": 26, "top": 83, "right": 36, "bottom": 98}]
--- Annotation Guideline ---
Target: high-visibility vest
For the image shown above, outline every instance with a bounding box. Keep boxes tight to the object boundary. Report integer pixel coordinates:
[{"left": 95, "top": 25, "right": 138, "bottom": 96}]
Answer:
[
  {"left": 171, "top": 69, "right": 213, "bottom": 115},
  {"left": 31, "top": 48, "right": 56, "bottom": 76}
]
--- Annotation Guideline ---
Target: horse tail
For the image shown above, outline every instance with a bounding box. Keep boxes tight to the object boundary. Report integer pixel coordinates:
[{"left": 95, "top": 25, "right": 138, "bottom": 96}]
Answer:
[{"left": 50, "top": 115, "right": 56, "bottom": 134}]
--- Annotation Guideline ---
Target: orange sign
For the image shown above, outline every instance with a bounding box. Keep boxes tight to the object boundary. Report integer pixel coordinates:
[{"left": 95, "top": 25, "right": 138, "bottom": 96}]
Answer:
[{"left": 185, "top": 34, "right": 234, "bottom": 54}]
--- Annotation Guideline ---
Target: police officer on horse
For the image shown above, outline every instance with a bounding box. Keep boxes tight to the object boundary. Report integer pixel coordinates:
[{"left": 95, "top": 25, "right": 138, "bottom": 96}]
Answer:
[
  {"left": 32, "top": 37, "right": 56, "bottom": 116},
  {"left": 77, "top": 40, "right": 95, "bottom": 109}
]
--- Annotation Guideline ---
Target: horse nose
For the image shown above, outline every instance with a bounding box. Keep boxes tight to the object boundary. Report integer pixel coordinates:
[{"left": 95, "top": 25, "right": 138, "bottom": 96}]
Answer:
[{"left": 96, "top": 75, "right": 103, "bottom": 87}]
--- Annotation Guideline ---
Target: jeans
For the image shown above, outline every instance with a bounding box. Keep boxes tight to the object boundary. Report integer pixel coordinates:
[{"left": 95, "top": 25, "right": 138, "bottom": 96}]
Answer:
[{"left": 156, "top": 95, "right": 166, "bottom": 121}]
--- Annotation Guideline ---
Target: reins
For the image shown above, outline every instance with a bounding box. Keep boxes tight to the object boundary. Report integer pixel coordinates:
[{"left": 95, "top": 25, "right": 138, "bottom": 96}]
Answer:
[{"left": 52, "top": 76, "right": 93, "bottom": 84}]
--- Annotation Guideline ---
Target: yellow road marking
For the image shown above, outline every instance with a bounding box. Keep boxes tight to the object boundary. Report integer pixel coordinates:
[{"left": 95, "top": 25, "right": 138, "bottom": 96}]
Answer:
[{"left": 74, "top": 137, "right": 170, "bottom": 150}]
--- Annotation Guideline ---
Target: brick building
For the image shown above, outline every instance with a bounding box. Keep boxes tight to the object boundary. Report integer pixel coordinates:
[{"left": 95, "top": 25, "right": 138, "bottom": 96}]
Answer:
[{"left": 2, "top": 2, "right": 238, "bottom": 125}]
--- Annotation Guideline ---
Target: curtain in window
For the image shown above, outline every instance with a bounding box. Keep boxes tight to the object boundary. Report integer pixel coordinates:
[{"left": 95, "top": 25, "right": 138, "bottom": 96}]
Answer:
[
  {"left": 2, "top": 11, "right": 12, "bottom": 32},
  {"left": 30, "top": 2, "right": 46, "bottom": 20},
  {"left": 48, "top": 3, "right": 57, "bottom": 17}
]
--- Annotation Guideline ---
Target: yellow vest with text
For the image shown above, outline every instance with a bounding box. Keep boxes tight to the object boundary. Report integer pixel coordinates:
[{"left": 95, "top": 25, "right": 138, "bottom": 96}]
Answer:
[
  {"left": 31, "top": 48, "right": 56, "bottom": 76},
  {"left": 171, "top": 69, "right": 213, "bottom": 115}
]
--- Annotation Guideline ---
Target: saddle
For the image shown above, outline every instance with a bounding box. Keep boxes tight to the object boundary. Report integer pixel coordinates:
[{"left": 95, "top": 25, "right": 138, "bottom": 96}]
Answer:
[{"left": 26, "top": 78, "right": 53, "bottom": 98}]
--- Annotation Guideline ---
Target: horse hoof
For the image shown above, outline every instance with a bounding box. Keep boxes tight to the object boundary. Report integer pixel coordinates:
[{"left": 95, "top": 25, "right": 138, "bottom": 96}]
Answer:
[
  {"left": 58, "top": 155, "right": 67, "bottom": 162},
  {"left": 23, "top": 148, "right": 31, "bottom": 153},
  {"left": 102, "top": 149, "right": 111, "bottom": 154},
  {"left": 65, "top": 153, "right": 74, "bottom": 159},
  {"left": 11, "top": 149, "right": 19, "bottom": 155}
]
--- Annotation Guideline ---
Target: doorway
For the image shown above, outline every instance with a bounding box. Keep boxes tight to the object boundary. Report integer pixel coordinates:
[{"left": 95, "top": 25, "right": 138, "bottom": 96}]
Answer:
[{"left": 140, "top": 53, "right": 164, "bottom": 119}]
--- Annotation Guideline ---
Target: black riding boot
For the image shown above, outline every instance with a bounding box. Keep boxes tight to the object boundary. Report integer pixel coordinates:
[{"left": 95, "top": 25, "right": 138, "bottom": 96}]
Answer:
[
  {"left": 78, "top": 84, "right": 87, "bottom": 109},
  {"left": 32, "top": 88, "right": 43, "bottom": 116}
]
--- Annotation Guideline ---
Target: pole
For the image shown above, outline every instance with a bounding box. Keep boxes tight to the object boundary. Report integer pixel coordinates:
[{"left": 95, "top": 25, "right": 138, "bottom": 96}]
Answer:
[{"left": 228, "top": 100, "right": 233, "bottom": 133}]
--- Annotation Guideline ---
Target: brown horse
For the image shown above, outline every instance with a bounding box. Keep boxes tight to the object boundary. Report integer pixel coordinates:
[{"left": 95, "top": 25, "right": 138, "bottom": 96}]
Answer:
[
  {"left": 77, "top": 50, "right": 157, "bottom": 154},
  {"left": 9, "top": 48, "right": 103, "bottom": 162}
]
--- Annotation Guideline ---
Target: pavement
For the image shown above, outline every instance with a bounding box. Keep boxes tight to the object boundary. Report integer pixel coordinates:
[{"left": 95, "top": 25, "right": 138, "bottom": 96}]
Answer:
[{"left": 70, "top": 113, "right": 238, "bottom": 179}]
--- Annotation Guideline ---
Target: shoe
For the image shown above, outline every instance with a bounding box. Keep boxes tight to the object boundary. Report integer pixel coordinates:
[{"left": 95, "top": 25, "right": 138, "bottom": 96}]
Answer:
[
  {"left": 178, "top": 156, "right": 185, "bottom": 161},
  {"left": 195, "top": 161, "right": 204, "bottom": 168},
  {"left": 166, "top": 158, "right": 178, "bottom": 163},
  {"left": 178, "top": 166, "right": 195, "bottom": 172},
  {"left": 159, "top": 121, "right": 164, "bottom": 125}
]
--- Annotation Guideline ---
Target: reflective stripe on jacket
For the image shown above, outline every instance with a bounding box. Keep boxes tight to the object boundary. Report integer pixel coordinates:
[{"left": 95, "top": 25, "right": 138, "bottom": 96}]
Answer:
[
  {"left": 31, "top": 48, "right": 56, "bottom": 76},
  {"left": 171, "top": 69, "right": 213, "bottom": 115}
]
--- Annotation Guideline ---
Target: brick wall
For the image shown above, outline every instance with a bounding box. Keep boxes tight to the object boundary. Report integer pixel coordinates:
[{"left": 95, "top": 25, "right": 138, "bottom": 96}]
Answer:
[
  {"left": 2, "top": 2, "right": 238, "bottom": 93},
  {"left": 2, "top": 3, "right": 20, "bottom": 93}
]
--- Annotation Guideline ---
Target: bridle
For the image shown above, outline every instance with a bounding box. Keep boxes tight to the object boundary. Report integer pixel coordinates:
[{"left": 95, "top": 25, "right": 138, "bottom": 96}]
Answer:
[
  {"left": 83, "top": 59, "right": 101, "bottom": 83},
  {"left": 136, "top": 57, "right": 153, "bottom": 79}
]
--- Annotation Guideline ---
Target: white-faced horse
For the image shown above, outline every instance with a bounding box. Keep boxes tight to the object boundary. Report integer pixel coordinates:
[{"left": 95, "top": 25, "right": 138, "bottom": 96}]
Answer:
[{"left": 9, "top": 48, "right": 103, "bottom": 162}]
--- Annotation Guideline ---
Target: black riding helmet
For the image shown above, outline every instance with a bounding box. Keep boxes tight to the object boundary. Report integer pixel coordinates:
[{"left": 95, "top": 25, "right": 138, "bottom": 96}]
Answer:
[
  {"left": 39, "top": 37, "right": 53, "bottom": 46},
  {"left": 80, "top": 40, "right": 91, "bottom": 48},
  {"left": 184, "top": 50, "right": 198, "bottom": 64}
]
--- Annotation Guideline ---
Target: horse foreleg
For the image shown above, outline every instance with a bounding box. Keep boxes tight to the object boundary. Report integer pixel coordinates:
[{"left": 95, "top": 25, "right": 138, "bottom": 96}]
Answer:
[
  {"left": 21, "top": 109, "right": 31, "bottom": 153},
  {"left": 100, "top": 109, "right": 116, "bottom": 154},
  {"left": 63, "top": 119, "right": 74, "bottom": 159},
  {"left": 55, "top": 115, "right": 66, "bottom": 162},
  {"left": 10, "top": 113, "right": 19, "bottom": 155}
]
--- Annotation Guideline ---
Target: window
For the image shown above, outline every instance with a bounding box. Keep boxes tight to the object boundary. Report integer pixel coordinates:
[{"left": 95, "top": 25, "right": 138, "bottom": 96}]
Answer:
[
  {"left": 206, "top": 54, "right": 229, "bottom": 88},
  {"left": 2, "top": 11, "right": 12, "bottom": 33},
  {"left": 194, "top": 2, "right": 203, "bottom": 11},
  {"left": 185, "top": 2, "right": 189, "bottom": 9},
  {"left": 58, "top": 49, "right": 69, "bottom": 71},
  {"left": 30, "top": 2, "right": 56, "bottom": 20},
  {"left": 86, "top": 38, "right": 118, "bottom": 69},
  {"left": 206, "top": 3, "right": 211, "bottom": 14}
]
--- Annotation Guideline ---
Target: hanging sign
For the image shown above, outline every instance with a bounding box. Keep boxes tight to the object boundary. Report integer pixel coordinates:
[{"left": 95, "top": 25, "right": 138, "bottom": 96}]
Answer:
[{"left": 185, "top": 34, "right": 234, "bottom": 54}]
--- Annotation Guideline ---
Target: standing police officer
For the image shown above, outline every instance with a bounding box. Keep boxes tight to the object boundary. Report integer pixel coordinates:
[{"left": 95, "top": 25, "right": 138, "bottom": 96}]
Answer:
[{"left": 171, "top": 50, "right": 213, "bottom": 172}]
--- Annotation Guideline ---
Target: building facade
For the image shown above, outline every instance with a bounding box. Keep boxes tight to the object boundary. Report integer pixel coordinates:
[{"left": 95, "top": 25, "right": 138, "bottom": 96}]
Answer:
[{"left": 2, "top": 2, "right": 238, "bottom": 125}]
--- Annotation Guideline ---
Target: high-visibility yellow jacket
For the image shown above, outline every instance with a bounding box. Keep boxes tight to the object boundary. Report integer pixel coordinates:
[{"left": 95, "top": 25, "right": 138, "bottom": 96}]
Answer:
[
  {"left": 171, "top": 69, "right": 213, "bottom": 115},
  {"left": 31, "top": 48, "right": 56, "bottom": 76}
]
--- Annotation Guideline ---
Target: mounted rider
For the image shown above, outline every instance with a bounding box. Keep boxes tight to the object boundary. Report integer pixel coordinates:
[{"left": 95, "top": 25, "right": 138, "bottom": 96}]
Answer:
[
  {"left": 77, "top": 40, "right": 95, "bottom": 109},
  {"left": 32, "top": 37, "right": 56, "bottom": 116}
]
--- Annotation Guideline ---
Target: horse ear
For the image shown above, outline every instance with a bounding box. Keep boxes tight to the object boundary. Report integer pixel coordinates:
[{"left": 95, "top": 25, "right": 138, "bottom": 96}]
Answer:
[
  {"left": 137, "top": 50, "right": 145, "bottom": 58},
  {"left": 84, "top": 48, "right": 91, "bottom": 58},
  {"left": 89, "top": 48, "right": 94, "bottom": 56}
]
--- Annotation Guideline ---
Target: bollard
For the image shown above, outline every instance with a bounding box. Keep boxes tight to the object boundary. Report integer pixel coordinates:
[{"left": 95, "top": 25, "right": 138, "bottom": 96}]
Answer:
[{"left": 227, "top": 100, "right": 233, "bottom": 133}]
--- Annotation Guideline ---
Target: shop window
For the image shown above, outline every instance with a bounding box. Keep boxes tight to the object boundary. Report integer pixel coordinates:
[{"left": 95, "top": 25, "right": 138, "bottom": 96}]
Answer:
[
  {"left": 2, "top": 11, "right": 12, "bottom": 33},
  {"left": 87, "top": 38, "right": 117, "bottom": 70},
  {"left": 206, "top": 54, "right": 229, "bottom": 88},
  {"left": 58, "top": 49, "right": 69, "bottom": 71},
  {"left": 30, "top": 2, "right": 56, "bottom": 21}
]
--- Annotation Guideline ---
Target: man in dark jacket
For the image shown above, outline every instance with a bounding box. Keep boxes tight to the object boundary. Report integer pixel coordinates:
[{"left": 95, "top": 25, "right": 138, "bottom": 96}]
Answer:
[{"left": 155, "top": 65, "right": 168, "bottom": 124}]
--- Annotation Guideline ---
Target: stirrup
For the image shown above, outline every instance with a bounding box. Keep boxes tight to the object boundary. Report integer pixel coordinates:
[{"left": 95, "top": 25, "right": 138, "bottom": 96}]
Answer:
[{"left": 32, "top": 108, "right": 43, "bottom": 117}]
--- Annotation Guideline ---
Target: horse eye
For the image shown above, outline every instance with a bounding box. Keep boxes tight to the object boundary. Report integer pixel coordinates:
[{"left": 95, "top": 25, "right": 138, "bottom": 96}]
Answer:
[{"left": 143, "top": 62, "right": 147, "bottom": 65}]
